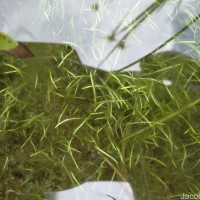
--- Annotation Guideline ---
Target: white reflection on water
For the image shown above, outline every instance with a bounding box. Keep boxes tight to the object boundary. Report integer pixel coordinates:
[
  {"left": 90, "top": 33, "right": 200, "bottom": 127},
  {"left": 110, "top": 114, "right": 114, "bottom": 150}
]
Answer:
[
  {"left": 163, "top": 79, "right": 172, "bottom": 86},
  {"left": 0, "top": 0, "right": 199, "bottom": 71}
]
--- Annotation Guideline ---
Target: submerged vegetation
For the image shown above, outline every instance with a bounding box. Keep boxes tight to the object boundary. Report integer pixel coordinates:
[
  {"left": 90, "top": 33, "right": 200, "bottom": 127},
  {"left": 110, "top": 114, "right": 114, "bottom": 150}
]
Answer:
[
  {"left": 0, "top": 43, "right": 199, "bottom": 200},
  {"left": 1, "top": 0, "right": 200, "bottom": 199}
]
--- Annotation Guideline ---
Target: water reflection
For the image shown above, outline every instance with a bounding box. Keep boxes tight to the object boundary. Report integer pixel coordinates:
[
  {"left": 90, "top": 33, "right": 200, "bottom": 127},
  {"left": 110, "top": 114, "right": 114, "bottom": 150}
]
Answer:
[
  {"left": 1, "top": 0, "right": 199, "bottom": 71},
  {"left": 45, "top": 181, "right": 134, "bottom": 200}
]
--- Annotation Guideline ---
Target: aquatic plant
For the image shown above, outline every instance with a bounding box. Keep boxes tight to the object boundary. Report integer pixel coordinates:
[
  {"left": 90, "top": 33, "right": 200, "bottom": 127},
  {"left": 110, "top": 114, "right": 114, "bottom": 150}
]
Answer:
[{"left": 0, "top": 1, "right": 200, "bottom": 200}]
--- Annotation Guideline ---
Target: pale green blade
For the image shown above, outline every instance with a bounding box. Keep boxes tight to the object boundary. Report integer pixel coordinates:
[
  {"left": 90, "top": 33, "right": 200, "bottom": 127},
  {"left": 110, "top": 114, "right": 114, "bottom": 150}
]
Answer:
[{"left": 0, "top": 32, "right": 18, "bottom": 50}]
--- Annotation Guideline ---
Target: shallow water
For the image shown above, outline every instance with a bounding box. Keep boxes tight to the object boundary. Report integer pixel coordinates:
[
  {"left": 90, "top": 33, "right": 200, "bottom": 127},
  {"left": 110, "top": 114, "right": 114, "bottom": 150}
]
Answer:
[{"left": 0, "top": 43, "right": 200, "bottom": 200}]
